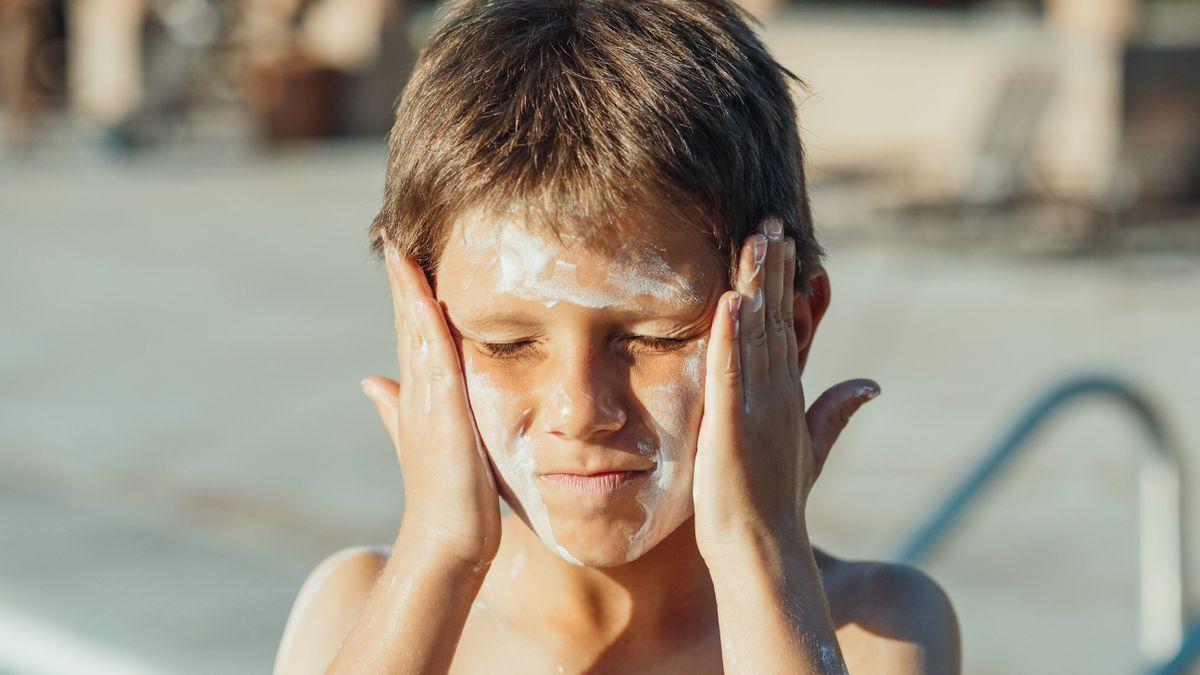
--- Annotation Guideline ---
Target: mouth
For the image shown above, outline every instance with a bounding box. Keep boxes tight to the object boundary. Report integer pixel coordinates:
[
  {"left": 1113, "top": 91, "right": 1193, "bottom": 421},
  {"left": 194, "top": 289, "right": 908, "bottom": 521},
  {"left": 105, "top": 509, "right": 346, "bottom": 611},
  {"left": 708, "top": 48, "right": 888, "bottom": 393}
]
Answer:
[{"left": 540, "top": 469, "right": 648, "bottom": 496}]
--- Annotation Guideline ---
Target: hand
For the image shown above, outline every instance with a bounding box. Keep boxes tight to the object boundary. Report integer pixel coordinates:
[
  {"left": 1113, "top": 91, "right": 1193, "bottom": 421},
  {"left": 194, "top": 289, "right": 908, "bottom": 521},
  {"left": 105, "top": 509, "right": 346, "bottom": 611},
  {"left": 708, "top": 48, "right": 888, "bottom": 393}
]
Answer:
[
  {"left": 360, "top": 246, "right": 502, "bottom": 568},
  {"left": 692, "top": 218, "right": 879, "bottom": 564}
]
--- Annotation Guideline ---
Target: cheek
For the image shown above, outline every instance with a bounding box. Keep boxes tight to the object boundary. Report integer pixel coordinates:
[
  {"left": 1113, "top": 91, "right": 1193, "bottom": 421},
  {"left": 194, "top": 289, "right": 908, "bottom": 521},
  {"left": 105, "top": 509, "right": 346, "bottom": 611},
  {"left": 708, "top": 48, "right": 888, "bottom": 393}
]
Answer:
[
  {"left": 462, "top": 359, "right": 541, "bottom": 515},
  {"left": 622, "top": 342, "right": 707, "bottom": 561},
  {"left": 461, "top": 357, "right": 525, "bottom": 459},
  {"left": 636, "top": 341, "right": 707, "bottom": 455}
]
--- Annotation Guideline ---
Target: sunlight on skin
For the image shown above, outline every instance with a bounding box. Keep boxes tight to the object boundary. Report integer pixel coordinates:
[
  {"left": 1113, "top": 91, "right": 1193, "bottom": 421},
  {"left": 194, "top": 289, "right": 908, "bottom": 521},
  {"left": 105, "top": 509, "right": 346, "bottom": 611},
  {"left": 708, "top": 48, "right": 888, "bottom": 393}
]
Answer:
[{"left": 327, "top": 215, "right": 944, "bottom": 675}]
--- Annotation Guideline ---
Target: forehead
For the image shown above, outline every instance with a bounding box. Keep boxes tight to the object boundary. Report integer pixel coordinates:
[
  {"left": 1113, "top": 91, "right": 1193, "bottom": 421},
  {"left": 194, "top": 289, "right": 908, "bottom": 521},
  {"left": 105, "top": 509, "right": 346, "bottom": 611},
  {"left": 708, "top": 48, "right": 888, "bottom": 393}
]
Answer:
[{"left": 437, "top": 211, "right": 724, "bottom": 314}]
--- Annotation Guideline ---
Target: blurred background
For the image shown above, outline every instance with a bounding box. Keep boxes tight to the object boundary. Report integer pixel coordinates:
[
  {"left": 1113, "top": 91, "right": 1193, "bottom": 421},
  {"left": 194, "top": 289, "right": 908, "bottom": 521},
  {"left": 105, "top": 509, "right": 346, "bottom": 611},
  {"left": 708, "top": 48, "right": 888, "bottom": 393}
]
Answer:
[{"left": 2, "top": 0, "right": 1199, "bottom": 673}]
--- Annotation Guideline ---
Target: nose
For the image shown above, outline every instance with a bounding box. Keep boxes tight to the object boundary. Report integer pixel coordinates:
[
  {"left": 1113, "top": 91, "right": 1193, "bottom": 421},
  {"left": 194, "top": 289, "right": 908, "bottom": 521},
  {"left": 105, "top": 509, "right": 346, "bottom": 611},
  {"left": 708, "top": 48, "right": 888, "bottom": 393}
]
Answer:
[{"left": 543, "top": 350, "right": 627, "bottom": 441}]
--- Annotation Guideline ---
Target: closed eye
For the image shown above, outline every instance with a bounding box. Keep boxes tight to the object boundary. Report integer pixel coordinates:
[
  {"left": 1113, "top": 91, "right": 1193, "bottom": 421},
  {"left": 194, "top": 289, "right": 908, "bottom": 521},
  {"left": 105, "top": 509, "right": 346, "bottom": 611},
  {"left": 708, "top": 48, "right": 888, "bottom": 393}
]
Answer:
[
  {"left": 625, "top": 335, "right": 691, "bottom": 352},
  {"left": 478, "top": 340, "right": 536, "bottom": 359},
  {"left": 477, "top": 335, "right": 692, "bottom": 360}
]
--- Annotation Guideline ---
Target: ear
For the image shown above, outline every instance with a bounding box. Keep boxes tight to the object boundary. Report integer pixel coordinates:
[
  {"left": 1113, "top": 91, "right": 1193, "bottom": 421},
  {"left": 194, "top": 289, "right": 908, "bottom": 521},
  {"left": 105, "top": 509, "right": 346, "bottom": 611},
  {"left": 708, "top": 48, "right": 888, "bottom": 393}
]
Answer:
[{"left": 792, "top": 270, "right": 831, "bottom": 375}]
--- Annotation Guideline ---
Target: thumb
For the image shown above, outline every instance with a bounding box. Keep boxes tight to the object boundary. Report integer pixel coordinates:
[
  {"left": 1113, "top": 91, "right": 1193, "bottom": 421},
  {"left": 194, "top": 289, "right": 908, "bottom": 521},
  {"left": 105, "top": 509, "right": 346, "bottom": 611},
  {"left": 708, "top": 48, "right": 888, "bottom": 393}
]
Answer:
[
  {"left": 361, "top": 376, "right": 401, "bottom": 456},
  {"left": 805, "top": 378, "right": 880, "bottom": 477}
]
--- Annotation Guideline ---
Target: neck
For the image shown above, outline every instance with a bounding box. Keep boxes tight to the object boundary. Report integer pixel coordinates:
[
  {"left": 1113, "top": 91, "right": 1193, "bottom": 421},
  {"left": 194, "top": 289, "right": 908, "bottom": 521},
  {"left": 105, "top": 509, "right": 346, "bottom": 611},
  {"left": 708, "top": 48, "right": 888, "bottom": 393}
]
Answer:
[{"left": 482, "top": 514, "right": 717, "bottom": 649}]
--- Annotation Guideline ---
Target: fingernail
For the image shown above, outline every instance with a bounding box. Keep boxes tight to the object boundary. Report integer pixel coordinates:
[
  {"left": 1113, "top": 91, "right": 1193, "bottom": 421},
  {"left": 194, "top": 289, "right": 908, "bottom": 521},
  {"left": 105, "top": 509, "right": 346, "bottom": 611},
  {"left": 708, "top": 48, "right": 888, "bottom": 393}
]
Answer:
[
  {"left": 360, "top": 378, "right": 376, "bottom": 397},
  {"left": 727, "top": 293, "right": 742, "bottom": 337},
  {"left": 764, "top": 218, "right": 783, "bottom": 241},
  {"left": 855, "top": 384, "right": 880, "bottom": 400},
  {"left": 752, "top": 235, "right": 768, "bottom": 267}
]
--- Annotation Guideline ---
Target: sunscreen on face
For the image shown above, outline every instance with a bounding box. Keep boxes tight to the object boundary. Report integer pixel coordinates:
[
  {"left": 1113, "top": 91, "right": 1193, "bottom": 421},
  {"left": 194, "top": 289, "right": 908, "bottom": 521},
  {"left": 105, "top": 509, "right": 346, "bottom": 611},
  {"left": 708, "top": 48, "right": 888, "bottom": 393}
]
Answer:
[{"left": 456, "top": 216, "right": 708, "bottom": 564}]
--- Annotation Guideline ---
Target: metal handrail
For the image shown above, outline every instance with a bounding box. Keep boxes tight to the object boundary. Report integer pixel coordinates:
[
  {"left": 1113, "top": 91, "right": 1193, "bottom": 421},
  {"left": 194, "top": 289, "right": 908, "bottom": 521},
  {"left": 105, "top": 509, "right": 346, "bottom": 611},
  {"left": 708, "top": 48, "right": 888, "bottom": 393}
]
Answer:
[
  {"left": 889, "top": 374, "right": 1188, "bottom": 668},
  {"left": 1149, "top": 617, "right": 1200, "bottom": 675}
]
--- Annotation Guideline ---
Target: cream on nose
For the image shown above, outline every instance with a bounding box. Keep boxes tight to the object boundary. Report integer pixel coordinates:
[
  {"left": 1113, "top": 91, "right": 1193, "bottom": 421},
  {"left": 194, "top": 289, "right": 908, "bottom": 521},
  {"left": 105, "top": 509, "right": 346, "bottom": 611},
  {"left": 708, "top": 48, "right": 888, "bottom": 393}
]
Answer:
[{"left": 544, "top": 365, "right": 627, "bottom": 440}]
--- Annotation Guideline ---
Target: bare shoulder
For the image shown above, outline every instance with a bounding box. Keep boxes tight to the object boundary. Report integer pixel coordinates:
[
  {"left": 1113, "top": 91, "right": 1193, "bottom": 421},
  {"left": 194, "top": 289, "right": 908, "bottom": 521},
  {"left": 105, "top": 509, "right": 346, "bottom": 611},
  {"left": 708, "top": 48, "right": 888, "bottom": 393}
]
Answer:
[
  {"left": 273, "top": 544, "right": 392, "bottom": 675},
  {"left": 816, "top": 549, "right": 961, "bottom": 675}
]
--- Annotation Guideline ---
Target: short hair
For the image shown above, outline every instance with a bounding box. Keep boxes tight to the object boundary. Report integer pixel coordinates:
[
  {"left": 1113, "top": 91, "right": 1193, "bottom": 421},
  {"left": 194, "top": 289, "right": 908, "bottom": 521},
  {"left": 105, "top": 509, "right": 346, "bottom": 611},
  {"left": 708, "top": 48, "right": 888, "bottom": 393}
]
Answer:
[{"left": 369, "top": 0, "right": 822, "bottom": 291}]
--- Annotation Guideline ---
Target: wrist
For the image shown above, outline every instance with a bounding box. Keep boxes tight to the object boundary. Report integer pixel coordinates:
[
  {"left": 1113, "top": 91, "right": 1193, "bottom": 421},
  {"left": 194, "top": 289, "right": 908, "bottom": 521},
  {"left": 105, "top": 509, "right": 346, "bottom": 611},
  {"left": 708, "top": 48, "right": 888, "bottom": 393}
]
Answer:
[
  {"left": 701, "top": 517, "right": 812, "bottom": 578},
  {"left": 705, "top": 526, "right": 829, "bottom": 624},
  {"left": 394, "top": 521, "right": 495, "bottom": 580}
]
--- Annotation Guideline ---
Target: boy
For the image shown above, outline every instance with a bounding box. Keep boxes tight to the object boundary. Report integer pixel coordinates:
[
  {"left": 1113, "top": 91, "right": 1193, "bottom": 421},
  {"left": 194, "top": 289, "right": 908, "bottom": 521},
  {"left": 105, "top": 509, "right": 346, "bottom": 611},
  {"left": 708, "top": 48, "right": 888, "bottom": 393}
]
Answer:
[{"left": 275, "top": 1, "right": 960, "bottom": 672}]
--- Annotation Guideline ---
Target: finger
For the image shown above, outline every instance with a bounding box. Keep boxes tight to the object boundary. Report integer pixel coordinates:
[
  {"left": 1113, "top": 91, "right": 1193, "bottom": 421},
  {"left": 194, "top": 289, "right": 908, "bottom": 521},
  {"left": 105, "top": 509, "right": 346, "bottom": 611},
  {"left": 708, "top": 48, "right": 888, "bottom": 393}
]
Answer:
[
  {"left": 760, "top": 218, "right": 787, "bottom": 381},
  {"left": 781, "top": 238, "right": 801, "bottom": 382},
  {"left": 395, "top": 248, "right": 436, "bottom": 299},
  {"left": 735, "top": 234, "right": 768, "bottom": 409},
  {"left": 383, "top": 246, "right": 412, "bottom": 388},
  {"left": 391, "top": 251, "right": 440, "bottom": 379},
  {"left": 361, "top": 376, "right": 401, "bottom": 456},
  {"left": 806, "top": 379, "right": 880, "bottom": 476},
  {"left": 410, "top": 295, "right": 473, "bottom": 415},
  {"left": 702, "top": 290, "right": 745, "bottom": 451}
]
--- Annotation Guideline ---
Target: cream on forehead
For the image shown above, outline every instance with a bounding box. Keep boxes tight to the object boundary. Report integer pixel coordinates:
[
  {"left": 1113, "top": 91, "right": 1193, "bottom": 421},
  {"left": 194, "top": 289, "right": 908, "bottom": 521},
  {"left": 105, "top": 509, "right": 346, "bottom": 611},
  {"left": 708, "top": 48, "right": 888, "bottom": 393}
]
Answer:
[{"left": 460, "top": 214, "right": 700, "bottom": 309}]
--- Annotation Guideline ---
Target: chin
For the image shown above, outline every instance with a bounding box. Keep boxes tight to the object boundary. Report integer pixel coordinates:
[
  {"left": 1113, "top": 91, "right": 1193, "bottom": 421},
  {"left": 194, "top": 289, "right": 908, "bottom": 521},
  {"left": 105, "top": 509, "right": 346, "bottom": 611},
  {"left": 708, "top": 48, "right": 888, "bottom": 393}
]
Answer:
[
  {"left": 557, "top": 542, "right": 637, "bottom": 568},
  {"left": 547, "top": 507, "right": 695, "bottom": 567},
  {"left": 500, "top": 473, "right": 695, "bottom": 567},
  {"left": 551, "top": 515, "right": 655, "bottom": 567}
]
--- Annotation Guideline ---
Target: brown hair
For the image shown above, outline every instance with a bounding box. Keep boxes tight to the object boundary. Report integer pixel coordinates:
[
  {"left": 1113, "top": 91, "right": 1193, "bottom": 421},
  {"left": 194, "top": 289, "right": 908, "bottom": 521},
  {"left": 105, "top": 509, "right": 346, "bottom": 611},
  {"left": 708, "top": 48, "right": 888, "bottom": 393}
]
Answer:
[{"left": 368, "top": 0, "right": 822, "bottom": 291}]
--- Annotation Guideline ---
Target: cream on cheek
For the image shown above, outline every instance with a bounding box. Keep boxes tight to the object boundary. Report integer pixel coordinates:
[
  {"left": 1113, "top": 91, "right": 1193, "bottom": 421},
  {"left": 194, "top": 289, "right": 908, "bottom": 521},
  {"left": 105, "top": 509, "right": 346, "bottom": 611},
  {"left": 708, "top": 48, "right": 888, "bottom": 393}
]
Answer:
[
  {"left": 464, "top": 347, "right": 706, "bottom": 566},
  {"left": 625, "top": 338, "right": 706, "bottom": 561},
  {"left": 463, "top": 363, "right": 584, "bottom": 565}
]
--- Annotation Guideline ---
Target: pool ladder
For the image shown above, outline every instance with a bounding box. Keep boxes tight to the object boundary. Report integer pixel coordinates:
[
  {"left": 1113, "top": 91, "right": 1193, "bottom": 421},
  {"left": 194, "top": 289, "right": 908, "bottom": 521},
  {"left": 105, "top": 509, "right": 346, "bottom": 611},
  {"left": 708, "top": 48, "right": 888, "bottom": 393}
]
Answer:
[{"left": 888, "top": 374, "right": 1196, "bottom": 674}]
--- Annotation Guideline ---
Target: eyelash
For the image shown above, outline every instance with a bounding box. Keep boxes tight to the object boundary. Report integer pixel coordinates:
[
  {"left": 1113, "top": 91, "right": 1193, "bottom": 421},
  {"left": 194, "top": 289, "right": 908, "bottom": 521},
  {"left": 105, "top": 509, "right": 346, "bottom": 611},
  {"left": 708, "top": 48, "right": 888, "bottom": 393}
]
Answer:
[
  {"left": 479, "top": 341, "right": 534, "bottom": 358},
  {"left": 479, "top": 335, "right": 691, "bottom": 360}
]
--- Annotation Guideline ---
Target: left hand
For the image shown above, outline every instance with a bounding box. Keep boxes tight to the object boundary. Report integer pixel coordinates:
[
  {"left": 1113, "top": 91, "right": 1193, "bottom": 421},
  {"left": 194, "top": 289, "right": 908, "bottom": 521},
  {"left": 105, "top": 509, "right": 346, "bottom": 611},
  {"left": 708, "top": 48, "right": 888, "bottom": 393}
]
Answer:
[{"left": 693, "top": 217, "right": 880, "bottom": 564}]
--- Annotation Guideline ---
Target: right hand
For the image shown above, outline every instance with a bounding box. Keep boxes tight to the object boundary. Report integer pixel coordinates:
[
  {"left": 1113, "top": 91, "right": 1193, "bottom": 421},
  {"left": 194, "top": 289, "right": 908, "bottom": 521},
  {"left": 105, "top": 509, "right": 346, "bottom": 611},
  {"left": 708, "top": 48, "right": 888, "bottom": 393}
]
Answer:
[{"left": 360, "top": 246, "right": 502, "bottom": 568}]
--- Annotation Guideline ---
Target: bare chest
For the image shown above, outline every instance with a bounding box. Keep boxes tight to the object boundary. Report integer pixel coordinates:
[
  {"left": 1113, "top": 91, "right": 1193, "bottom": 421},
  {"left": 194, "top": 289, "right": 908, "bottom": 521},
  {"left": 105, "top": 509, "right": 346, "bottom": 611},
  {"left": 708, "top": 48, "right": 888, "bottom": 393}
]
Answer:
[
  {"left": 448, "top": 604, "right": 726, "bottom": 675},
  {"left": 447, "top": 599, "right": 882, "bottom": 674}
]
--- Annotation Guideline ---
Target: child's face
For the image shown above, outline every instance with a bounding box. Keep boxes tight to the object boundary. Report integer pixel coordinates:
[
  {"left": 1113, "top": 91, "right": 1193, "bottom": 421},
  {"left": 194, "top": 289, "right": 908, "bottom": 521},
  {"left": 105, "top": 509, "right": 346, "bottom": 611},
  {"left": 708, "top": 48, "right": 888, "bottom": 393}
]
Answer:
[{"left": 436, "top": 212, "right": 726, "bottom": 566}]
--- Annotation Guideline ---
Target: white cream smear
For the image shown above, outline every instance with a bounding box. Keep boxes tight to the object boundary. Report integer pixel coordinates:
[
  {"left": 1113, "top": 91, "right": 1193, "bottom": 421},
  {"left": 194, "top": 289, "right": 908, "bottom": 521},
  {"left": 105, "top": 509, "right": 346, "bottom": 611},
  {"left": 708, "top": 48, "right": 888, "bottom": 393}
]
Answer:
[
  {"left": 466, "top": 365, "right": 584, "bottom": 565},
  {"left": 459, "top": 215, "right": 705, "bottom": 564},
  {"left": 465, "top": 216, "right": 701, "bottom": 309},
  {"left": 624, "top": 337, "right": 705, "bottom": 561}
]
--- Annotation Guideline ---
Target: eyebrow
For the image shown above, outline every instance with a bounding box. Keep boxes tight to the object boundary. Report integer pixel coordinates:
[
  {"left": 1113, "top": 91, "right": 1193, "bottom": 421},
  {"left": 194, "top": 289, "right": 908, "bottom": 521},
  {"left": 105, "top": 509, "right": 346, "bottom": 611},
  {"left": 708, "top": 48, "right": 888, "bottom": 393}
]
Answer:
[
  {"left": 448, "top": 309, "right": 547, "bottom": 336},
  {"left": 451, "top": 295, "right": 717, "bottom": 334},
  {"left": 451, "top": 310, "right": 542, "bottom": 331}
]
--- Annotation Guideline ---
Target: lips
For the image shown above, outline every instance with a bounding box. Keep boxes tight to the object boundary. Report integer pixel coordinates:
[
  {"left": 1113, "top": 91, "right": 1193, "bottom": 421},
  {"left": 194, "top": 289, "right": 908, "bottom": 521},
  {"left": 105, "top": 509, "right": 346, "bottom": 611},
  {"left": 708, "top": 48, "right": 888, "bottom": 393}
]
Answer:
[{"left": 540, "top": 470, "right": 648, "bottom": 495}]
